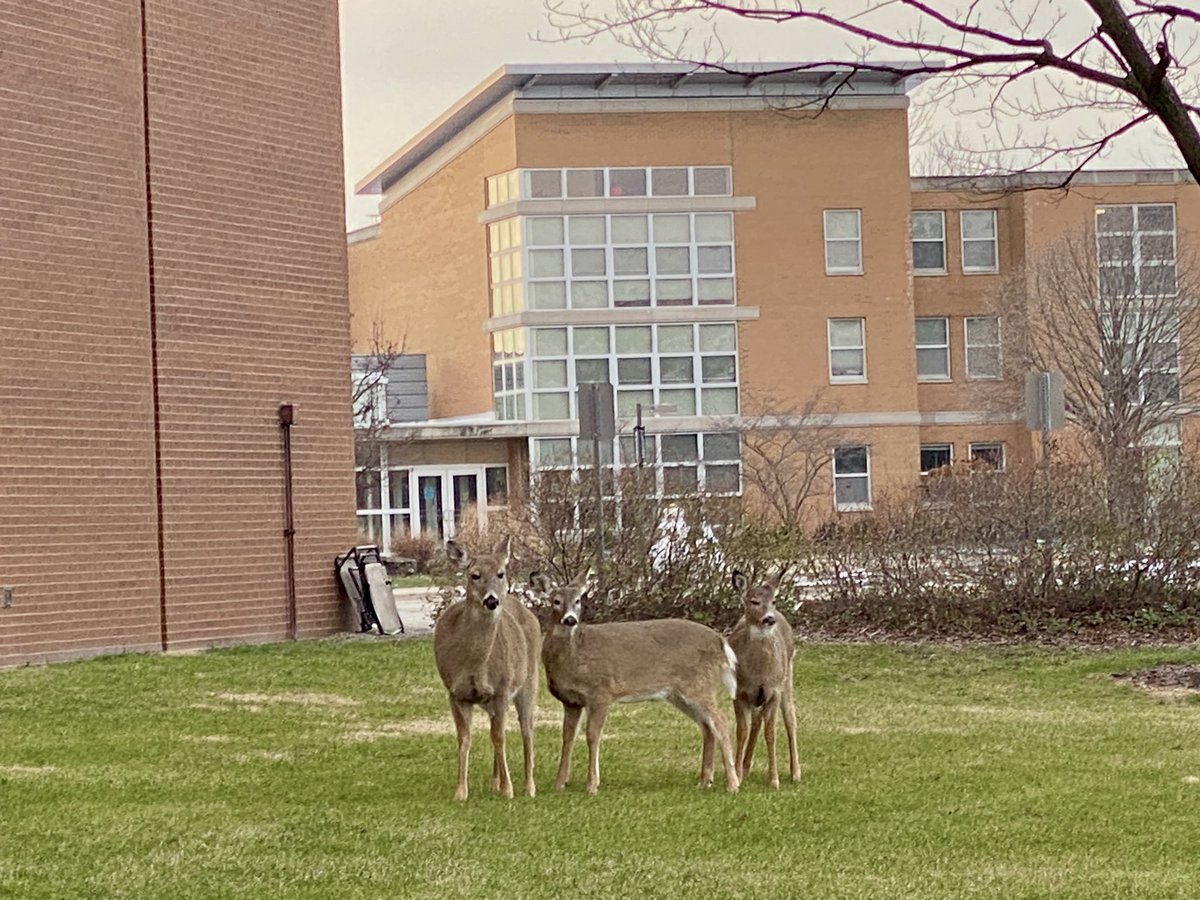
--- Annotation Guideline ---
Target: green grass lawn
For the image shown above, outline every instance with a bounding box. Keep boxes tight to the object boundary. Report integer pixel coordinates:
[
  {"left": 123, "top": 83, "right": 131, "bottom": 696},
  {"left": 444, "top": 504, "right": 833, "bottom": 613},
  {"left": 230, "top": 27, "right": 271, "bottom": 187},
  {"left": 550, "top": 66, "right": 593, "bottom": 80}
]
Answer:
[{"left": 2, "top": 639, "right": 1200, "bottom": 899}]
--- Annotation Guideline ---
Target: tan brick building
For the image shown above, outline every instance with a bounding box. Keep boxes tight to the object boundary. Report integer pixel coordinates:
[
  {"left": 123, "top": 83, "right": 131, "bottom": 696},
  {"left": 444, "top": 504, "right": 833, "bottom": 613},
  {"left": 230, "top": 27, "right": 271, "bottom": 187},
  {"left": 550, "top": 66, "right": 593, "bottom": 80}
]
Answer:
[
  {"left": 0, "top": 1, "right": 356, "bottom": 666},
  {"left": 347, "top": 63, "right": 1199, "bottom": 544}
]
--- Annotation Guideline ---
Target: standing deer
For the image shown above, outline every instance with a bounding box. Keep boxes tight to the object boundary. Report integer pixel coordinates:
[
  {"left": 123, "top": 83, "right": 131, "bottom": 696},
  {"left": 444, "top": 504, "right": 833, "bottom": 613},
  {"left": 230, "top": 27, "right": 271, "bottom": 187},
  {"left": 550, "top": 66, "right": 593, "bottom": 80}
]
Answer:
[
  {"left": 728, "top": 568, "right": 801, "bottom": 788},
  {"left": 530, "top": 569, "right": 740, "bottom": 794},
  {"left": 433, "top": 537, "right": 541, "bottom": 801}
]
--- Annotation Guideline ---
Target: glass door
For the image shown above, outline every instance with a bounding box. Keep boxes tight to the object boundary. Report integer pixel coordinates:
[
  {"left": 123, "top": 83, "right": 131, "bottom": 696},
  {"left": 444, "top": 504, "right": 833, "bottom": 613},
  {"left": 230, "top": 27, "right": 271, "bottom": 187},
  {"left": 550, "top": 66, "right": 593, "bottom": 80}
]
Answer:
[
  {"left": 417, "top": 474, "right": 444, "bottom": 539},
  {"left": 452, "top": 473, "right": 480, "bottom": 529}
]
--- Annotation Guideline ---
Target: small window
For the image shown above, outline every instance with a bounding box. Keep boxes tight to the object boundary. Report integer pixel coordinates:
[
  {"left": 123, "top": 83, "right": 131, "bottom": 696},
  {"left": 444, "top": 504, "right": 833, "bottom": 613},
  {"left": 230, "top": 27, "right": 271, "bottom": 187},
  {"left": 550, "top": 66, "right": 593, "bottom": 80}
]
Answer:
[
  {"left": 609, "top": 168, "right": 647, "bottom": 197},
  {"left": 352, "top": 375, "right": 387, "bottom": 428},
  {"left": 919, "top": 444, "right": 952, "bottom": 474},
  {"left": 824, "top": 210, "right": 862, "bottom": 275},
  {"left": 828, "top": 318, "right": 866, "bottom": 382},
  {"left": 833, "top": 446, "right": 871, "bottom": 510},
  {"left": 693, "top": 167, "right": 732, "bottom": 196},
  {"left": 961, "top": 210, "right": 998, "bottom": 273},
  {"left": 527, "top": 170, "right": 563, "bottom": 199},
  {"left": 915, "top": 317, "right": 950, "bottom": 381},
  {"left": 969, "top": 442, "right": 1005, "bottom": 471},
  {"left": 912, "top": 211, "right": 946, "bottom": 274},
  {"left": 651, "top": 167, "right": 689, "bottom": 196},
  {"left": 965, "top": 317, "right": 1002, "bottom": 379},
  {"left": 565, "top": 168, "right": 604, "bottom": 198}
]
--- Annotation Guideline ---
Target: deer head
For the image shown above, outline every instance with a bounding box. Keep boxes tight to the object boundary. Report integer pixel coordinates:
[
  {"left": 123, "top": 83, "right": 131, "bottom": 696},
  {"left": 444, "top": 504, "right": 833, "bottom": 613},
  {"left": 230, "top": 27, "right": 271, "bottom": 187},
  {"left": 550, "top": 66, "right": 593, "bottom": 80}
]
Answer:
[
  {"left": 731, "top": 567, "right": 790, "bottom": 631},
  {"left": 447, "top": 537, "right": 511, "bottom": 612},
  {"left": 529, "top": 568, "right": 595, "bottom": 629}
]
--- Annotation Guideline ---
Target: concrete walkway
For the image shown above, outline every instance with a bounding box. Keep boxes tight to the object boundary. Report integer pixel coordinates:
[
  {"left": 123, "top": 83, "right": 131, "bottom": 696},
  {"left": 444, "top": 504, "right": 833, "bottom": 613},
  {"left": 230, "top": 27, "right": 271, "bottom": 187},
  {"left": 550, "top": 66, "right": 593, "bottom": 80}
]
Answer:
[{"left": 390, "top": 586, "right": 437, "bottom": 636}]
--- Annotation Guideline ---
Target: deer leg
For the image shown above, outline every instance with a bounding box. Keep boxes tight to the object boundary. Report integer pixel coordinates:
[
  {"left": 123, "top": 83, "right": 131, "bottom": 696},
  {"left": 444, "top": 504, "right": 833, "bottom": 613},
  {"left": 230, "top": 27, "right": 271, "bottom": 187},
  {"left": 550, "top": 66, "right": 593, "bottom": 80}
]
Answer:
[
  {"left": 515, "top": 684, "right": 537, "bottom": 798},
  {"left": 556, "top": 704, "right": 583, "bottom": 790},
  {"left": 449, "top": 697, "right": 473, "bottom": 802},
  {"left": 782, "top": 687, "right": 801, "bottom": 782},
  {"left": 705, "top": 702, "right": 740, "bottom": 794},
  {"left": 699, "top": 722, "right": 715, "bottom": 788},
  {"left": 733, "top": 699, "right": 750, "bottom": 780},
  {"left": 743, "top": 708, "right": 764, "bottom": 778},
  {"left": 488, "top": 700, "right": 513, "bottom": 798},
  {"left": 584, "top": 704, "right": 609, "bottom": 795},
  {"left": 764, "top": 697, "right": 780, "bottom": 789}
]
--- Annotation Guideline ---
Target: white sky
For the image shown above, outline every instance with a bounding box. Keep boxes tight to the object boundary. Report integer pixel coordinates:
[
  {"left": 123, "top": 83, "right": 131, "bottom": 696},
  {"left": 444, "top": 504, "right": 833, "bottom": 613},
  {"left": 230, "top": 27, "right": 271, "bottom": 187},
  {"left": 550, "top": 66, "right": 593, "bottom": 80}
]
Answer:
[{"left": 338, "top": 0, "right": 1188, "bottom": 231}]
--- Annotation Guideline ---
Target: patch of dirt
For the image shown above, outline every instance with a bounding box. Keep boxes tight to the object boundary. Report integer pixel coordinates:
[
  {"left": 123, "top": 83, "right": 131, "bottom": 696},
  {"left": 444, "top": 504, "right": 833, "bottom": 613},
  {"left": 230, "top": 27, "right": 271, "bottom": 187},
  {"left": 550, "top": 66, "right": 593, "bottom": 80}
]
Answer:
[
  {"left": 213, "top": 691, "right": 361, "bottom": 708},
  {"left": 343, "top": 709, "right": 564, "bottom": 742},
  {"left": 1112, "top": 664, "right": 1200, "bottom": 698},
  {"left": 0, "top": 764, "right": 57, "bottom": 777}
]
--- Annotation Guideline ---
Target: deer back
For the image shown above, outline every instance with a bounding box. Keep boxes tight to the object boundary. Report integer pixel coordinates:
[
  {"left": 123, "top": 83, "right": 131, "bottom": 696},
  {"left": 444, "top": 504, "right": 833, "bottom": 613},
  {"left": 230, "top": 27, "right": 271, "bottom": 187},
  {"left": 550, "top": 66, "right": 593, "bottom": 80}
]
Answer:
[{"left": 543, "top": 618, "right": 731, "bottom": 706}]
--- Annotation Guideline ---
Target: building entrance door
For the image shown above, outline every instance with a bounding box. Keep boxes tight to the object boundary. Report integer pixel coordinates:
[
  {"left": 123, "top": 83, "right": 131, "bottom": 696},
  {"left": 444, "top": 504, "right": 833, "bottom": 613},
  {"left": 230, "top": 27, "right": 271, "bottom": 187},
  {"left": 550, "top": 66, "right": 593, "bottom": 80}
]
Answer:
[{"left": 417, "top": 474, "right": 444, "bottom": 539}]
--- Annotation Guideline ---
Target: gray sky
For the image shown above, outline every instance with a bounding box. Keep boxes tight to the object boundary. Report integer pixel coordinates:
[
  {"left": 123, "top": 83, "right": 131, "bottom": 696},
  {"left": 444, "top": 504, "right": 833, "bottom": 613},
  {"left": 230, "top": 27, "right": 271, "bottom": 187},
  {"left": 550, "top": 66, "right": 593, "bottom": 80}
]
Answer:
[{"left": 339, "top": 0, "right": 1188, "bottom": 232}]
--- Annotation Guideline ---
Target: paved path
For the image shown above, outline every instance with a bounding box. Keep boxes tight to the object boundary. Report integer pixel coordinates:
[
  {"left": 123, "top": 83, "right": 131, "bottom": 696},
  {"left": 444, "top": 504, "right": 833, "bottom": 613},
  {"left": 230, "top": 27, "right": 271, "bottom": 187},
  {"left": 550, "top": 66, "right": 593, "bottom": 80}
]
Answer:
[{"left": 390, "top": 586, "right": 437, "bottom": 636}]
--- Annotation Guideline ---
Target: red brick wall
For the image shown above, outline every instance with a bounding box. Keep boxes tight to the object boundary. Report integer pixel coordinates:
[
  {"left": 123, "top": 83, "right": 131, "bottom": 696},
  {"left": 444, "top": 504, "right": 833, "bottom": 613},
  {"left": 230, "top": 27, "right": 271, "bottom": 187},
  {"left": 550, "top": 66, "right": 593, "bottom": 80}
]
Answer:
[{"left": 0, "top": 0, "right": 356, "bottom": 666}]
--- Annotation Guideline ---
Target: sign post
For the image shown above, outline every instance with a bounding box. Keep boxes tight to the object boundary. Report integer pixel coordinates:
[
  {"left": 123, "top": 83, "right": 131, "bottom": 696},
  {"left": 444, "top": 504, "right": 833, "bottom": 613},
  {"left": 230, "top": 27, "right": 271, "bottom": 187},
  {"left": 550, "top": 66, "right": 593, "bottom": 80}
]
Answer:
[
  {"left": 1024, "top": 371, "right": 1065, "bottom": 471},
  {"left": 577, "top": 382, "right": 615, "bottom": 573}
]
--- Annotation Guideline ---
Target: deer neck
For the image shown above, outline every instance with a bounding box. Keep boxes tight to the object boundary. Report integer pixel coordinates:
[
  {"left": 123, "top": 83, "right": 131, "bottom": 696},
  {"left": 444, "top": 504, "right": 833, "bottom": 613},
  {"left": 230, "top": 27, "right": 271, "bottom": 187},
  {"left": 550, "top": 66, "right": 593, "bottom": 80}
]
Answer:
[{"left": 455, "top": 599, "right": 504, "bottom": 672}]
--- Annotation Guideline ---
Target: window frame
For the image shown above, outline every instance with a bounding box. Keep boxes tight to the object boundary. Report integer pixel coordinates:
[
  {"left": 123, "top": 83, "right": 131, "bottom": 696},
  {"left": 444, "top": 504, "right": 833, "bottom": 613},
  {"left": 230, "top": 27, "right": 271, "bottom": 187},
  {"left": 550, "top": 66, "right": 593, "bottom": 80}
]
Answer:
[
  {"left": 911, "top": 210, "right": 947, "bottom": 275},
  {"left": 968, "top": 442, "right": 1006, "bottom": 472},
  {"left": 827, "top": 317, "right": 867, "bottom": 383},
  {"left": 823, "top": 209, "right": 863, "bottom": 276},
  {"left": 964, "top": 316, "right": 1003, "bottom": 380},
  {"left": 832, "top": 445, "right": 872, "bottom": 511},
  {"left": 915, "top": 316, "right": 951, "bottom": 382},
  {"left": 960, "top": 209, "right": 999, "bottom": 275},
  {"left": 919, "top": 443, "right": 953, "bottom": 475}
]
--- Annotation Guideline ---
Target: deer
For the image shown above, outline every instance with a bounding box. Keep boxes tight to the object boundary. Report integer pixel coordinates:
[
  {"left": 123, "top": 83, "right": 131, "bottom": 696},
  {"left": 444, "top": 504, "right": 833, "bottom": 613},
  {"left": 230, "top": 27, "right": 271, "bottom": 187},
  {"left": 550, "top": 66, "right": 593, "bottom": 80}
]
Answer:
[
  {"left": 529, "top": 569, "right": 740, "bottom": 795},
  {"left": 432, "top": 537, "right": 541, "bottom": 801},
  {"left": 727, "top": 568, "right": 801, "bottom": 788}
]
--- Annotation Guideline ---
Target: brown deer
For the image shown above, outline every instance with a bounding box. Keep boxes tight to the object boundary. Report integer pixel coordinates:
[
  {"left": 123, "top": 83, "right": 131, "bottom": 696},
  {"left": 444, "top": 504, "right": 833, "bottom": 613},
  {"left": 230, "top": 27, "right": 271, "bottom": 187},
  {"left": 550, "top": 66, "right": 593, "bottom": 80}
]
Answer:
[
  {"left": 728, "top": 568, "right": 801, "bottom": 788},
  {"left": 433, "top": 538, "right": 541, "bottom": 801},
  {"left": 530, "top": 569, "right": 740, "bottom": 795}
]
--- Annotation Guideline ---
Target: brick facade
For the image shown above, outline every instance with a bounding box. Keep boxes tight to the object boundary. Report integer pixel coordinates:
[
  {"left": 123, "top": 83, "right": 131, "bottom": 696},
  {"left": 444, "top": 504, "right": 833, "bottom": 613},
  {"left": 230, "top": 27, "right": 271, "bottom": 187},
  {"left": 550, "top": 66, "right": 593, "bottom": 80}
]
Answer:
[{"left": 0, "top": 0, "right": 356, "bottom": 666}]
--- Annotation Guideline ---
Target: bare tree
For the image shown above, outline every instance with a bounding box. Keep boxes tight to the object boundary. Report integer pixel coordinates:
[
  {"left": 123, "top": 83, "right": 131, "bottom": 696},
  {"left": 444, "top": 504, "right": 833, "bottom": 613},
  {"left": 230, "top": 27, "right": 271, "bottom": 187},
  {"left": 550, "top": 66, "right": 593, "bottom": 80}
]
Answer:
[
  {"left": 734, "top": 390, "right": 841, "bottom": 529},
  {"left": 989, "top": 217, "right": 1200, "bottom": 478},
  {"left": 545, "top": 1, "right": 1200, "bottom": 185},
  {"left": 351, "top": 315, "right": 406, "bottom": 468}
]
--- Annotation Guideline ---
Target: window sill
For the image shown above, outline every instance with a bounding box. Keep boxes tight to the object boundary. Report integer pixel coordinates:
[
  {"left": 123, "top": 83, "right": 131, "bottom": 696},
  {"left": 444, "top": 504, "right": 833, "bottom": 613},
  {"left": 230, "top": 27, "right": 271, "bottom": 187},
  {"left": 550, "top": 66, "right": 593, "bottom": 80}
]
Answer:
[
  {"left": 825, "top": 269, "right": 864, "bottom": 277},
  {"left": 966, "top": 374, "right": 1003, "bottom": 382},
  {"left": 914, "top": 270, "right": 948, "bottom": 277},
  {"left": 962, "top": 268, "right": 999, "bottom": 276},
  {"left": 917, "top": 376, "right": 952, "bottom": 383},
  {"left": 830, "top": 376, "right": 868, "bottom": 384},
  {"left": 835, "top": 503, "right": 873, "bottom": 513}
]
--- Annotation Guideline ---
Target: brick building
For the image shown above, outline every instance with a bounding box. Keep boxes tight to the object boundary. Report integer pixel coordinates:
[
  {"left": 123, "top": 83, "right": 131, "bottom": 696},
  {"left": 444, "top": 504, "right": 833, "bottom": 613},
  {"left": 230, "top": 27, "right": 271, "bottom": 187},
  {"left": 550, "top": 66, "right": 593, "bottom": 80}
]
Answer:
[
  {"left": 347, "top": 63, "right": 1199, "bottom": 546},
  {"left": 0, "top": 1, "right": 356, "bottom": 666}
]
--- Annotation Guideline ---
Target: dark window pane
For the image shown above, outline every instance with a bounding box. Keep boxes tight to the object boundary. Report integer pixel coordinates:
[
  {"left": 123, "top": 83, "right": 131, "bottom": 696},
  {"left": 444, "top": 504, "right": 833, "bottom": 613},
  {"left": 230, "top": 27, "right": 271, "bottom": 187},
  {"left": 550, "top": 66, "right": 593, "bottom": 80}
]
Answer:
[
  {"left": 919, "top": 445, "right": 951, "bottom": 473},
  {"left": 662, "top": 434, "right": 699, "bottom": 462}
]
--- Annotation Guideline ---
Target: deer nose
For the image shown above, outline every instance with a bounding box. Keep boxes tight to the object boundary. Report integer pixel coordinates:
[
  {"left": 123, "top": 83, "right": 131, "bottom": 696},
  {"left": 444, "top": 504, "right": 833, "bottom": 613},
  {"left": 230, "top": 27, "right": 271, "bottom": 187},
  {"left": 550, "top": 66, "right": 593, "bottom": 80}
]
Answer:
[
  {"left": 762, "top": 615, "right": 776, "bottom": 627},
  {"left": 562, "top": 614, "right": 578, "bottom": 627},
  {"left": 483, "top": 595, "right": 500, "bottom": 611}
]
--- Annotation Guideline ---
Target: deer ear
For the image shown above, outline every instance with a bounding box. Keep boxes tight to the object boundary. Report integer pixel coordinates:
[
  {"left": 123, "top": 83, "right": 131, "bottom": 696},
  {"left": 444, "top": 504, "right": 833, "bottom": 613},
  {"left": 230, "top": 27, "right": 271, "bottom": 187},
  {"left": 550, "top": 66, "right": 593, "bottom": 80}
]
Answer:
[
  {"left": 584, "top": 568, "right": 599, "bottom": 595},
  {"left": 775, "top": 564, "right": 793, "bottom": 587},
  {"left": 528, "top": 571, "right": 551, "bottom": 595},
  {"left": 494, "top": 535, "right": 511, "bottom": 565},
  {"left": 731, "top": 570, "right": 748, "bottom": 593},
  {"left": 446, "top": 540, "right": 467, "bottom": 566}
]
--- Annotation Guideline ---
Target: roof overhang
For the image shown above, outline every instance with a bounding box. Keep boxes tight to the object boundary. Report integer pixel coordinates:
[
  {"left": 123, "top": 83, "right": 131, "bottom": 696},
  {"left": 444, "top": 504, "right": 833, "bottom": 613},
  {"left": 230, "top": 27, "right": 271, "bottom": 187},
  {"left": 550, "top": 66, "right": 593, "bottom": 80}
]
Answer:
[{"left": 355, "top": 61, "right": 938, "bottom": 196}]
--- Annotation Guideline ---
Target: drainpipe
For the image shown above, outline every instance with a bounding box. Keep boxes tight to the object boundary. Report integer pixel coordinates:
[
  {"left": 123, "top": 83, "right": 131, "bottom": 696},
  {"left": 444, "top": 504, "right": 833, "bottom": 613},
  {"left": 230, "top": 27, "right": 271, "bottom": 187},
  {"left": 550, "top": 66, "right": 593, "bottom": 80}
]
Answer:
[{"left": 279, "top": 403, "right": 297, "bottom": 640}]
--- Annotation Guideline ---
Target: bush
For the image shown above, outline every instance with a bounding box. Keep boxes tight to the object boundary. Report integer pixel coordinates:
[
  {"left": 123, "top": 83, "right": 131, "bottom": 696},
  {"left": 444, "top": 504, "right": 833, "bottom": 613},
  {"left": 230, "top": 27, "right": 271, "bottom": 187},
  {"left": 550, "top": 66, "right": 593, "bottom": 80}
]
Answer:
[{"left": 390, "top": 532, "right": 438, "bottom": 574}]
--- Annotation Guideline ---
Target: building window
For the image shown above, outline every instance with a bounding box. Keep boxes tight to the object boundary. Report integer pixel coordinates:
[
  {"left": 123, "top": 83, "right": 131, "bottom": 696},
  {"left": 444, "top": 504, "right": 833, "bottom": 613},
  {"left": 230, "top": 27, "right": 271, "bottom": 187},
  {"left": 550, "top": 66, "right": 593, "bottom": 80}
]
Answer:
[
  {"left": 915, "top": 317, "right": 950, "bottom": 381},
  {"left": 828, "top": 318, "right": 866, "bottom": 382},
  {"left": 492, "top": 329, "right": 527, "bottom": 421},
  {"left": 531, "top": 431, "right": 740, "bottom": 497},
  {"left": 487, "top": 217, "right": 525, "bottom": 316},
  {"left": 920, "top": 443, "right": 952, "bottom": 474},
  {"left": 964, "top": 317, "right": 1002, "bottom": 379},
  {"left": 1102, "top": 313, "right": 1180, "bottom": 405},
  {"left": 960, "top": 210, "right": 998, "bottom": 273},
  {"left": 969, "top": 442, "right": 1005, "bottom": 471},
  {"left": 1096, "top": 203, "right": 1177, "bottom": 297},
  {"left": 485, "top": 466, "right": 509, "bottom": 509},
  {"left": 356, "top": 462, "right": 413, "bottom": 548},
  {"left": 514, "top": 166, "right": 733, "bottom": 202},
  {"left": 912, "top": 211, "right": 946, "bottom": 274},
  {"left": 833, "top": 446, "right": 871, "bottom": 511},
  {"left": 527, "top": 322, "right": 738, "bottom": 422},
  {"left": 525, "top": 211, "right": 735, "bottom": 310},
  {"left": 824, "top": 209, "right": 862, "bottom": 275}
]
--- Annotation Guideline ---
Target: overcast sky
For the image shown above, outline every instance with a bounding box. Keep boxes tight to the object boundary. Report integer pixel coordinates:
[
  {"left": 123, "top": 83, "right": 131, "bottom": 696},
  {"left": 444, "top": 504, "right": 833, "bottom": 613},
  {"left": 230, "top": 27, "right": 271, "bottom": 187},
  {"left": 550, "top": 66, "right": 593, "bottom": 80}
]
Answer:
[{"left": 338, "top": 0, "right": 1186, "bottom": 232}]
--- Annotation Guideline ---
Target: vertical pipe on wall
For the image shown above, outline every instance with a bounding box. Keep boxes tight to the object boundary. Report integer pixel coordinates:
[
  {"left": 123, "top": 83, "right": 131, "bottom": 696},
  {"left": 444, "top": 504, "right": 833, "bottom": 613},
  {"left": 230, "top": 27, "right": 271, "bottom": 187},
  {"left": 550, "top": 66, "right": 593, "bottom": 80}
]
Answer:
[
  {"left": 279, "top": 403, "right": 297, "bottom": 640},
  {"left": 140, "top": 0, "right": 169, "bottom": 651}
]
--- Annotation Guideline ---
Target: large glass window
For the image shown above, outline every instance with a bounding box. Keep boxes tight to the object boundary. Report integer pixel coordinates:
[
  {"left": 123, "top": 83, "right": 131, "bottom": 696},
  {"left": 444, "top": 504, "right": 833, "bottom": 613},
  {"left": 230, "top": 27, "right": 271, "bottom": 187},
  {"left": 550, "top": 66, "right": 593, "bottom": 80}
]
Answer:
[
  {"left": 1096, "top": 203, "right": 1177, "bottom": 297},
  {"left": 526, "top": 322, "right": 738, "bottom": 422},
  {"left": 524, "top": 211, "right": 735, "bottom": 309},
  {"left": 964, "top": 317, "right": 1002, "bottom": 379},
  {"left": 516, "top": 166, "right": 732, "bottom": 201},
  {"left": 487, "top": 217, "right": 524, "bottom": 316}
]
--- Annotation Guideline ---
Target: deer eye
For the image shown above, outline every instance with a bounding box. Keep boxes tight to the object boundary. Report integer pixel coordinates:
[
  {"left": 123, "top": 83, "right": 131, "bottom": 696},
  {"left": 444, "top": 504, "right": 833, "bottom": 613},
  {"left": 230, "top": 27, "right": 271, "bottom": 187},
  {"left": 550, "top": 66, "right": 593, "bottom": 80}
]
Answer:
[
  {"left": 552, "top": 599, "right": 561, "bottom": 608},
  {"left": 470, "top": 572, "right": 480, "bottom": 581},
  {"left": 497, "top": 571, "right": 505, "bottom": 579}
]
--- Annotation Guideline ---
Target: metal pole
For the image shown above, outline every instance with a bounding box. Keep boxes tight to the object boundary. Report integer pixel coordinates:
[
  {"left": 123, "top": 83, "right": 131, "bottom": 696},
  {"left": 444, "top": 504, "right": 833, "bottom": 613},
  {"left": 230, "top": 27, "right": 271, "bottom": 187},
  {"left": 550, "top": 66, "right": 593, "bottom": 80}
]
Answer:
[
  {"left": 279, "top": 404, "right": 297, "bottom": 640},
  {"left": 635, "top": 402, "right": 645, "bottom": 468},
  {"left": 1039, "top": 372, "right": 1052, "bottom": 473}
]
